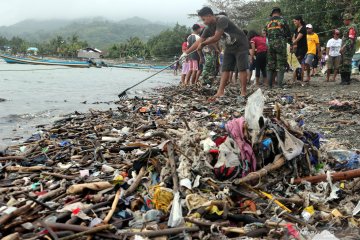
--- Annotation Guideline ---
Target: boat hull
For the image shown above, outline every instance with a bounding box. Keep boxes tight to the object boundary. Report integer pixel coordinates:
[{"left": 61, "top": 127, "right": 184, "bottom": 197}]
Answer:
[{"left": 0, "top": 55, "right": 91, "bottom": 68}]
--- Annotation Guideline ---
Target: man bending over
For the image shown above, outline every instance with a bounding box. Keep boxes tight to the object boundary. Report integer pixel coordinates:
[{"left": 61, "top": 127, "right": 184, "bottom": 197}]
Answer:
[{"left": 182, "top": 7, "right": 249, "bottom": 102}]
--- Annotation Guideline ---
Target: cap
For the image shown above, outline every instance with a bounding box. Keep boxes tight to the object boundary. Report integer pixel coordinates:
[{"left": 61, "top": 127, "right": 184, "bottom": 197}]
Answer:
[
  {"left": 306, "top": 24, "right": 313, "bottom": 29},
  {"left": 270, "top": 7, "right": 281, "bottom": 16},
  {"left": 343, "top": 13, "right": 354, "bottom": 20}
]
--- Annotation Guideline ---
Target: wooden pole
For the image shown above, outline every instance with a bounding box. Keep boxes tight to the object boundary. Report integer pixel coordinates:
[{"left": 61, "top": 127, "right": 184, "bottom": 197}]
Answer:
[
  {"left": 234, "top": 156, "right": 286, "bottom": 185},
  {"left": 293, "top": 168, "right": 360, "bottom": 184}
]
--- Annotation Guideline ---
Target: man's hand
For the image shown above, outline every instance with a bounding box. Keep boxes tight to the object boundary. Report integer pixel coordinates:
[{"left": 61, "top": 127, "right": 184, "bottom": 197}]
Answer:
[
  {"left": 197, "top": 42, "right": 205, "bottom": 51},
  {"left": 340, "top": 47, "right": 345, "bottom": 55}
]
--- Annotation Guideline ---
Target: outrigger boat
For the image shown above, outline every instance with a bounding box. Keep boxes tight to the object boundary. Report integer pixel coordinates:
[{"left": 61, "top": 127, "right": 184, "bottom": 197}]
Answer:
[
  {"left": 0, "top": 54, "right": 91, "bottom": 68},
  {"left": 109, "top": 63, "right": 169, "bottom": 70}
]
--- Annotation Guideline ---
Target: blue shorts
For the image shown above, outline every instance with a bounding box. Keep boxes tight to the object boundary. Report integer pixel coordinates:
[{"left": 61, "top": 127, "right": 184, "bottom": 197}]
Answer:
[{"left": 304, "top": 54, "right": 315, "bottom": 65}]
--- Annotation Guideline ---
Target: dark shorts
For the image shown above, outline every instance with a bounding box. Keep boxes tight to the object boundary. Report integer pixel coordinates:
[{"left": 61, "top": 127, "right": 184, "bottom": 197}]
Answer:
[
  {"left": 250, "top": 61, "right": 256, "bottom": 71},
  {"left": 295, "top": 48, "right": 307, "bottom": 65},
  {"left": 222, "top": 51, "right": 249, "bottom": 72}
]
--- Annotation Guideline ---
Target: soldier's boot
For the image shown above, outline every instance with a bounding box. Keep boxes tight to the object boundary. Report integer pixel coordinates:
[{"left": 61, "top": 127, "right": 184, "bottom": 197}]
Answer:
[
  {"left": 345, "top": 72, "right": 351, "bottom": 85},
  {"left": 340, "top": 72, "right": 346, "bottom": 85},
  {"left": 267, "top": 71, "right": 274, "bottom": 89},
  {"left": 277, "top": 70, "right": 285, "bottom": 88}
]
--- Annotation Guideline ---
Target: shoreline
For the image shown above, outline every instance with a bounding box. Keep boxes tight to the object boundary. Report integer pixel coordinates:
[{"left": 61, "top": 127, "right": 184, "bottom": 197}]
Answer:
[{"left": 0, "top": 74, "right": 359, "bottom": 238}]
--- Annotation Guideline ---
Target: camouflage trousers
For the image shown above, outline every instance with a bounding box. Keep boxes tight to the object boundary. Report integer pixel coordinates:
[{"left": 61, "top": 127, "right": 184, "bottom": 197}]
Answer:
[
  {"left": 201, "top": 52, "right": 217, "bottom": 85},
  {"left": 340, "top": 52, "right": 353, "bottom": 73},
  {"left": 267, "top": 39, "right": 287, "bottom": 72}
]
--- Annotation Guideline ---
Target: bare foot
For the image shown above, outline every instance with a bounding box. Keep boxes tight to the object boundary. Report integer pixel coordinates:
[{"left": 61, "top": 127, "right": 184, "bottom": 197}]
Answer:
[{"left": 208, "top": 93, "right": 224, "bottom": 102}]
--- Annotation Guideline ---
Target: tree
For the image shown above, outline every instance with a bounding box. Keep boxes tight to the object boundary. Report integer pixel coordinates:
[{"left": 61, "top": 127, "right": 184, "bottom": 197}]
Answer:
[
  {"left": 147, "top": 24, "right": 190, "bottom": 60},
  {"left": 10, "top": 37, "right": 27, "bottom": 54},
  {"left": 208, "top": 0, "right": 275, "bottom": 29}
]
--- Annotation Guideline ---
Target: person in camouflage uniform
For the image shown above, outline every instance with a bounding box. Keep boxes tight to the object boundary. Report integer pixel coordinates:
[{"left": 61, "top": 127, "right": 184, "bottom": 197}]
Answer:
[
  {"left": 340, "top": 13, "right": 357, "bottom": 85},
  {"left": 265, "top": 7, "right": 292, "bottom": 88},
  {"left": 200, "top": 44, "right": 218, "bottom": 85}
]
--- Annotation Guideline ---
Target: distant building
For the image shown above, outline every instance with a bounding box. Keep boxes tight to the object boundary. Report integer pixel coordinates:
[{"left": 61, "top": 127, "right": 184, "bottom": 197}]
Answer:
[
  {"left": 78, "top": 48, "right": 103, "bottom": 59},
  {"left": 27, "top": 47, "right": 39, "bottom": 55}
]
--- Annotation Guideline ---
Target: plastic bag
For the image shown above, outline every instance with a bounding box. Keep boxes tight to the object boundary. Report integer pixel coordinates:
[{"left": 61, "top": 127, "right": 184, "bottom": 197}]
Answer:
[
  {"left": 168, "top": 192, "right": 183, "bottom": 227},
  {"left": 244, "top": 88, "right": 264, "bottom": 131}
]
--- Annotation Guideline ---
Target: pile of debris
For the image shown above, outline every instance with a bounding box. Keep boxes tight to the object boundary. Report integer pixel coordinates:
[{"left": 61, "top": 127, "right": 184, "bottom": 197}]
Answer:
[{"left": 0, "top": 86, "right": 359, "bottom": 240}]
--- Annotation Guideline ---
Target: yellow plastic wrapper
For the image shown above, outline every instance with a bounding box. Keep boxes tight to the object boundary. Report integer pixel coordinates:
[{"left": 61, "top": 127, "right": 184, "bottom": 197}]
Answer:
[
  {"left": 152, "top": 187, "right": 174, "bottom": 213},
  {"left": 207, "top": 205, "right": 223, "bottom": 216}
]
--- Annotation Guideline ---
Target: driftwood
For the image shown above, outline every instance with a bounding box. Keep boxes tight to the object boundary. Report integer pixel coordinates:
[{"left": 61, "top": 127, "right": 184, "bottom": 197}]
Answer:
[
  {"left": 0, "top": 233, "right": 20, "bottom": 240},
  {"left": 117, "top": 226, "right": 200, "bottom": 237},
  {"left": 42, "top": 172, "right": 77, "bottom": 180},
  {"left": 234, "top": 156, "right": 286, "bottom": 185},
  {"left": 58, "top": 224, "right": 113, "bottom": 240},
  {"left": 293, "top": 168, "right": 360, "bottom": 184},
  {"left": 67, "top": 182, "right": 112, "bottom": 194},
  {"left": 5, "top": 166, "right": 51, "bottom": 172},
  {"left": 0, "top": 156, "right": 26, "bottom": 161},
  {"left": 167, "top": 142, "right": 179, "bottom": 192},
  {"left": 0, "top": 203, "right": 33, "bottom": 227},
  {"left": 123, "top": 166, "right": 146, "bottom": 198},
  {"left": 38, "top": 187, "right": 66, "bottom": 202},
  {"left": 103, "top": 189, "right": 121, "bottom": 224}
]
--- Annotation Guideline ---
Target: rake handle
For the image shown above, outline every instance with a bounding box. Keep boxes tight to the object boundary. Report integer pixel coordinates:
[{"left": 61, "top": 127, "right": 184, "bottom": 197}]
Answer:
[{"left": 120, "top": 50, "right": 197, "bottom": 93}]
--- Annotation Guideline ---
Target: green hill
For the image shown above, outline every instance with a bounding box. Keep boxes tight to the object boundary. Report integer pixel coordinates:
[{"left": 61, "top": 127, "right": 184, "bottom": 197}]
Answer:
[{"left": 0, "top": 17, "right": 171, "bottom": 49}]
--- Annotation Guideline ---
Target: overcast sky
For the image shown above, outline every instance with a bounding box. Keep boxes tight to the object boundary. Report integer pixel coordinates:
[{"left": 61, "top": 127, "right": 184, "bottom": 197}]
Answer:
[{"left": 0, "top": 0, "right": 208, "bottom": 26}]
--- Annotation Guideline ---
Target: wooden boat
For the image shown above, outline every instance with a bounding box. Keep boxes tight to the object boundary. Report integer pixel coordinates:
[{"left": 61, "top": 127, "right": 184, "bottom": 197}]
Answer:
[
  {"left": 109, "top": 63, "right": 169, "bottom": 70},
  {"left": 109, "top": 63, "right": 150, "bottom": 69},
  {"left": 0, "top": 54, "right": 91, "bottom": 68}
]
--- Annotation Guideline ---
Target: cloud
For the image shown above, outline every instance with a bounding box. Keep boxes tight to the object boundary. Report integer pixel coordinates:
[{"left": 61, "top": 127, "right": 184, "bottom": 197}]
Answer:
[{"left": 0, "top": 0, "right": 208, "bottom": 26}]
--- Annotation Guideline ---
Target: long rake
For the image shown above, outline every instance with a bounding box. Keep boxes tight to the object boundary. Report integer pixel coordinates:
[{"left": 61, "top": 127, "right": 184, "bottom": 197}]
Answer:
[{"left": 118, "top": 51, "right": 196, "bottom": 99}]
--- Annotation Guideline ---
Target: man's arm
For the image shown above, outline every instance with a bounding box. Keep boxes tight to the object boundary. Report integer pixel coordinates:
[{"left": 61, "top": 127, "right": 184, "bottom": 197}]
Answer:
[
  {"left": 341, "top": 28, "right": 356, "bottom": 53},
  {"left": 293, "top": 33, "right": 304, "bottom": 45},
  {"left": 316, "top": 43, "right": 321, "bottom": 58},
  {"left": 250, "top": 42, "right": 256, "bottom": 64},
  {"left": 199, "top": 29, "right": 224, "bottom": 49},
  {"left": 185, "top": 37, "right": 205, "bottom": 54}
]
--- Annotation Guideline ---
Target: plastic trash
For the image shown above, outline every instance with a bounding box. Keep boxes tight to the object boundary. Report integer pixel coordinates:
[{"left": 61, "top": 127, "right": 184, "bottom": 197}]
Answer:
[
  {"left": 328, "top": 150, "right": 356, "bottom": 162},
  {"left": 353, "top": 200, "right": 360, "bottom": 216},
  {"left": 312, "top": 230, "right": 339, "bottom": 240},
  {"left": 245, "top": 88, "right": 264, "bottom": 131},
  {"left": 168, "top": 191, "right": 183, "bottom": 227},
  {"left": 301, "top": 206, "right": 315, "bottom": 221},
  {"left": 143, "top": 209, "right": 163, "bottom": 222}
]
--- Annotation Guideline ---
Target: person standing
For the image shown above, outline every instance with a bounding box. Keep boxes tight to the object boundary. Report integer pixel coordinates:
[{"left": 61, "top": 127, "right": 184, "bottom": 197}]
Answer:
[
  {"left": 326, "top": 29, "right": 342, "bottom": 82},
  {"left": 249, "top": 30, "right": 267, "bottom": 87},
  {"left": 180, "top": 36, "right": 190, "bottom": 85},
  {"left": 292, "top": 16, "right": 307, "bottom": 81},
  {"left": 340, "top": 13, "right": 357, "bottom": 85},
  {"left": 200, "top": 43, "right": 219, "bottom": 85},
  {"left": 183, "top": 7, "right": 249, "bottom": 102},
  {"left": 304, "top": 24, "right": 321, "bottom": 82},
  {"left": 185, "top": 24, "right": 202, "bottom": 85},
  {"left": 265, "top": 7, "right": 292, "bottom": 88}
]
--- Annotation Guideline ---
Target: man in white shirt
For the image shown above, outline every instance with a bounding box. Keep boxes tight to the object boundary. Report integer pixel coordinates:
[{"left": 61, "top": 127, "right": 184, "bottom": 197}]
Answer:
[
  {"left": 326, "top": 29, "right": 342, "bottom": 82},
  {"left": 185, "top": 24, "right": 202, "bottom": 85}
]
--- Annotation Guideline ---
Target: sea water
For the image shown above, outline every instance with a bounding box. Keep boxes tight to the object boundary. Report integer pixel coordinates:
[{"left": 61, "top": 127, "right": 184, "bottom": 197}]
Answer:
[{"left": 0, "top": 62, "right": 178, "bottom": 148}]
